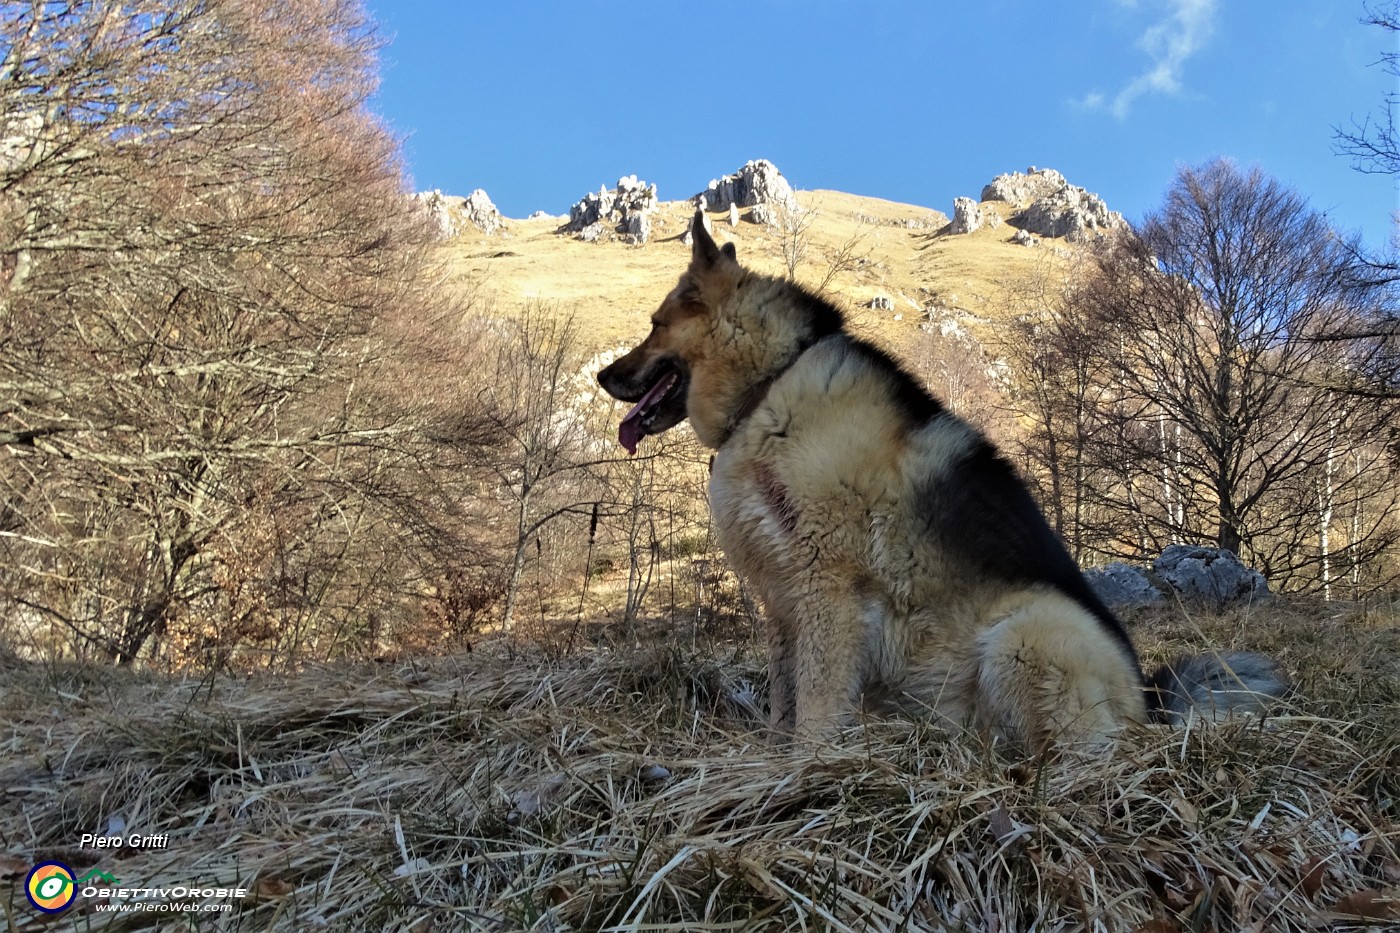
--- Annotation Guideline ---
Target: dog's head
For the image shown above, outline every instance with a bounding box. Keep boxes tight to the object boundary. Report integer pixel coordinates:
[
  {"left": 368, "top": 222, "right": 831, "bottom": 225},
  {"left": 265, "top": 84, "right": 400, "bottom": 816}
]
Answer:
[{"left": 597, "top": 211, "right": 740, "bottom": 453}]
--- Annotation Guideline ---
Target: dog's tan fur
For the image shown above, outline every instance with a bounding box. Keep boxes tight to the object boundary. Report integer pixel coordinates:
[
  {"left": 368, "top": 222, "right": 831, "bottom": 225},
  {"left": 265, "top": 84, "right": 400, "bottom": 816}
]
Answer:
[
  {"left": 598, "top": 213, "right": 1286, "bottom": 752},
  {"left": 704, "top": 336, "right": 1145, "bottom": 748}
]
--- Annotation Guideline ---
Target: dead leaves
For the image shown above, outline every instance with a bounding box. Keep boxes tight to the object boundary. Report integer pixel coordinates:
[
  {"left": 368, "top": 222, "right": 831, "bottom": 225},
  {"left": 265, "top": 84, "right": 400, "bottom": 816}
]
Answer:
[
  {"left": 252, "top": 875, "right": 295, "bottom": 899},
  {"left": 1330, "top": 886, "right": 1400, "bottom": 920}
]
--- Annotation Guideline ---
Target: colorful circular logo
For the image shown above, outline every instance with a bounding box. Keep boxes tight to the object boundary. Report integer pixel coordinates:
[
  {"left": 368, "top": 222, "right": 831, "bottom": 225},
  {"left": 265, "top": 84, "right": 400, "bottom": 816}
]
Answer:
[{"left": 25, "top": 862, "right": 77, "bottom": 913}]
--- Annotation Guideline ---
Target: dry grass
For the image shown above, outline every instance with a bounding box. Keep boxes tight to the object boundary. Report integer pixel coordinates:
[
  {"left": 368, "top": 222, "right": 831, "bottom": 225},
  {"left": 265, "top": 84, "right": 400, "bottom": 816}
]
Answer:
[{"left": 2, "top": 601, "right": 1397, "bottom": 931}]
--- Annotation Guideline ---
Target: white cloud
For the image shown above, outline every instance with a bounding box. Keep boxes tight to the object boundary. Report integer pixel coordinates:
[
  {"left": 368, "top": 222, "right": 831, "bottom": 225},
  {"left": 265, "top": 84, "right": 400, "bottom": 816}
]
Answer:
[{"left": 1083, "top": 0, "right": 1217, "bottom": 120}]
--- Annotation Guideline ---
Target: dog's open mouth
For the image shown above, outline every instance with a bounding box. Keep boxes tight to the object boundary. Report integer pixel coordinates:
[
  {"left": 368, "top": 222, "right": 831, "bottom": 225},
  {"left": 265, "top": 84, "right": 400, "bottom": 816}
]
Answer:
[{"left": 617, "top": 364, "right": 687, "bottom": 455}]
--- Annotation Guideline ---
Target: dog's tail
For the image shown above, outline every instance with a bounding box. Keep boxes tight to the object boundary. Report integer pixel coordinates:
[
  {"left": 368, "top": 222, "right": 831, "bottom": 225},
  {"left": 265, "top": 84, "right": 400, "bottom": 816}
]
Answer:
[{"left": 1145, "top": 652, "right": 1290, "bottom": 725}]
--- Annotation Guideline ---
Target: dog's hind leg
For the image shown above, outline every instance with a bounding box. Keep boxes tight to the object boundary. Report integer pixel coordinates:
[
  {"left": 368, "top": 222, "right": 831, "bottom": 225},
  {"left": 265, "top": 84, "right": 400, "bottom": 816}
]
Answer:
[{"left": 974, "top": 592, "right": 1147, "bottom": 753}]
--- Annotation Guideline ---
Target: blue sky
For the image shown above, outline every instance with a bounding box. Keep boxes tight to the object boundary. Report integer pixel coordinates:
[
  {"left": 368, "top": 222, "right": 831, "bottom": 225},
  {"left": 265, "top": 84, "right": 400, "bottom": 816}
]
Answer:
[{"left": 364, "top": 1, "right": 1399, "bottom": 252}]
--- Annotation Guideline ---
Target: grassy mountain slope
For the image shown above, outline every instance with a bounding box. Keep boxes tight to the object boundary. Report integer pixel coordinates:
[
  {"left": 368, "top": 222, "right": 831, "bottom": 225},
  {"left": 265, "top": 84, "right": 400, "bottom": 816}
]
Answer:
[{"left": 443, "top": 187, "right": 1066, "bottom": 355}]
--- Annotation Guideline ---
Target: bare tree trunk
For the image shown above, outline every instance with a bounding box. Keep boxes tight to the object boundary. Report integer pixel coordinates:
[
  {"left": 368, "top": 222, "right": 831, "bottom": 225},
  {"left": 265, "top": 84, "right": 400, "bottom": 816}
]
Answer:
[
  {"left": 1156, "top": 407, "right": 1176, "bottom": 541},
  {"left": 1318, "top": 412, "right": 1338, "bottom": 600},
  {"left": 1215, "top": 489, "right": 1244, "bottom": 555},
  {"left": 1043, "top": 416, "right": 1065, "bottom": 536},
  {"left": 1350, "top": 449, "right": 1364, "bottom": 593},
  {"left": 502, "top": 485, "right": 532, "bottom": 628}
]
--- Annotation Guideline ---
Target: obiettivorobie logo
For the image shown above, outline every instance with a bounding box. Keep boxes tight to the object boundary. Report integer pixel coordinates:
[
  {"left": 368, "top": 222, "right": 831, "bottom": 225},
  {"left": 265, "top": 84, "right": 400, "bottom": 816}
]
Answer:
[
  {"left": 23, "top": 861, "right": 247, "bottom": 916},
  {"left": 25, "top": 863, "right": 120, "bottom": 913}
]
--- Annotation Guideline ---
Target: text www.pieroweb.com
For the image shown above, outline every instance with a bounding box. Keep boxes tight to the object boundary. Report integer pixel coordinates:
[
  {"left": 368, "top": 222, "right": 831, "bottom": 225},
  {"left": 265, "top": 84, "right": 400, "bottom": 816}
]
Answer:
[{"left": 92, "top": 899, "right": 233, "bottom": 914}]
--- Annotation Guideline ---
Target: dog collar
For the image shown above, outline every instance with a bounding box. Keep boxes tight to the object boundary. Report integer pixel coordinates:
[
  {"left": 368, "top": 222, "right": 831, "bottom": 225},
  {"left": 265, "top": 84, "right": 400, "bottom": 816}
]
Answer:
[
  {"left": 721, "top": 374, "right": 778, "bottom": 446},
  {"left": 718, "top": 334, "right": 831, "bottom": 446}
]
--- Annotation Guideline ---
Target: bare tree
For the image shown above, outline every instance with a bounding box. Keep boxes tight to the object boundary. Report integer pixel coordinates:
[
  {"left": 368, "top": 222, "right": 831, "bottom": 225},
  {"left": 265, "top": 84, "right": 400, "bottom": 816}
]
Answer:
[
  {"left": 773, "top": 202, "right": 818, "bottom": 280},
  {"left": 481, "top": 304, "right": 618, "bottom": 628},
  {"left": 997, "top": 260, "right": 1124, "bottom": 562},
  {"left": 813, "top": 222, "right": 873, "bottom": 297},
  {"left": 1327, "top": 1, "right": 1400, "bottom": 400},
  {"left": 1334, "top": 2, "right": 1400, "bottom": 180},
  {"left": 1078, "top": 161, "right": 1397, "bottom": 587},
  {"left": 0, "top": 1, "right": 492, "bottom": 665},
  {"left": 598, "top": 424, "right": 712, "bottom": 632}
]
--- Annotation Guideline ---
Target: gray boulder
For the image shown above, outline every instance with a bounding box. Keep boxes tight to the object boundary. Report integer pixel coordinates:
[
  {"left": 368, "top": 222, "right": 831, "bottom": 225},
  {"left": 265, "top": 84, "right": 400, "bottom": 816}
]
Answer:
[
  {"left": 622, "top": 211, "right": 652, "bottom": 244},
  {"left": 412, "top": 190, "right": 458, "bottom": 239},
  {"left": 694, "top": 159, "right": 799, "bottom": 217},
  {"left": 1084, "top": 562, "right": 1166, "bottom": 610},
  {"left": 949, "top": 196, "right": 982, "bottom": 235},
  {"left": 615, "top": 174, "right": 658, "bottom": 210},
  {"left": 1153, "top": 546, "right": 1270, "bottom": 607},
  {"left": 568, "top": 185, "right": 614, "bottom": 231},
  {"left": 462, "top": 188, "right": 504, "bottom": 235},
  {"left": 748, "top": 203, "right": 776, "bottom": 226}
]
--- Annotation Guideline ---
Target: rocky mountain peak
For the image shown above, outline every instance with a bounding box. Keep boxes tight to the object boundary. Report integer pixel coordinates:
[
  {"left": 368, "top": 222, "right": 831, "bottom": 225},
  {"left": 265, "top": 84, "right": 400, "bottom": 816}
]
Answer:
[
  {"left": 693, "top": 159, "right": 799, "bottom": 222},
  {"left": 565, "top": 175, "right": 660, "bottom": 243},
  {"left": 953, "top": 166, "right": 1126, "bottom": 243}
]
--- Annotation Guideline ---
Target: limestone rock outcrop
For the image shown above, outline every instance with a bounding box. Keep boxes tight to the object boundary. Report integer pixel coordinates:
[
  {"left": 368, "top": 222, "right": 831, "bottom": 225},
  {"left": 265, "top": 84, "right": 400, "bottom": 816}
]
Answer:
[
  {"left": 949, "top": 197, "right": 983, "bottom": 235},
  {"left": 1014, "top": 183, "right": 1124, "bottom": 241},
  {"left": 693, "top": 159, "right": 799, "bottom": 221},
  {"left": 565, "top": 175, "right": 659, "bottom": 243},
  {"left": 978, "top": 167, "right": 1127, "bottom": 242},
  {"left": 412, "top": 188, "right": 504, "bottom": 239},
  {"left": 981, "top": 167, "right": 1068, "bottom": 207}
]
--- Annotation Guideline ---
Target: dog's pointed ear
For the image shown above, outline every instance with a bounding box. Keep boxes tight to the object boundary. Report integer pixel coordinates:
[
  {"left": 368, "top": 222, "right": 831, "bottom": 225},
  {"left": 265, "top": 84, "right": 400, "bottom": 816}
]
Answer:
[
  {"left": 691, "top": 210, "right": 719, "bottom": 267},
  {"left": 690, "top": 210, "right": 737, "bottom": 269}
]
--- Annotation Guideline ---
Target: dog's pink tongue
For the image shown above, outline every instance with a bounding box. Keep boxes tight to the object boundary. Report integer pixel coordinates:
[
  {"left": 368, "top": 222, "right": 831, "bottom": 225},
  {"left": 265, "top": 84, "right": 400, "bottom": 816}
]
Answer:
[
  {"left": 617, "top": 373, "right": 676, "bottom": 455},
  {"left": 618, "top": 410, "right": 643, "bottom": 456}
]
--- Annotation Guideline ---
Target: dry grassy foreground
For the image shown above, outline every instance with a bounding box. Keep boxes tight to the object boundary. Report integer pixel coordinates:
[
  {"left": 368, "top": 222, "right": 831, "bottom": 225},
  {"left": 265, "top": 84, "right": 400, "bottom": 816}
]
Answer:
[{"left": 2, "top": 603, "right": 1398, "bottom": 931}]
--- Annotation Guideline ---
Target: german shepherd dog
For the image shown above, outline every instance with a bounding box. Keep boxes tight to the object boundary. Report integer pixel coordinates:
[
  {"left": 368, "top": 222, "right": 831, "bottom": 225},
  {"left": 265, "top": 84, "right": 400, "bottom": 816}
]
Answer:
[{"left": 598, "top": 211, "right": 1287, "bottom": 752}]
